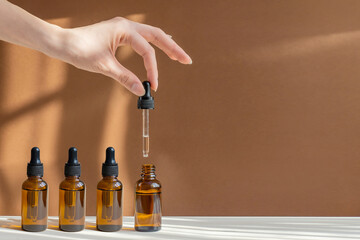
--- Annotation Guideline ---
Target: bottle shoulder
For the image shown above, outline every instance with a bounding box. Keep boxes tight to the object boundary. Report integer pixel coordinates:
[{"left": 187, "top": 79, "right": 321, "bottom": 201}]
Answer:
[
  {"left": 59, "top": 178, "right": 85, "bottom": 190},
  {"left": 136, "top": 178, "right": 161, "bottom": 192},
  {"left": 22, "top": 178, "right": 47, "bottom": 191},
  {"left": 97, "top": 178, "right": 122, "bottom": 190}
]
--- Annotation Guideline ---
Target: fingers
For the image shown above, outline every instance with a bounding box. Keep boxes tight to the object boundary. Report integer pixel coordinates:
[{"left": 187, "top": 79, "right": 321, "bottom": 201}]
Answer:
[
  {"left": 135, "top": 24, "right": 192, "bottom": 65},
  {"left": 127, "top": 31, "right": 158, "bottom": 91},
  {"left": 100, "top": 56, "right": 145, "bottom": 96}
]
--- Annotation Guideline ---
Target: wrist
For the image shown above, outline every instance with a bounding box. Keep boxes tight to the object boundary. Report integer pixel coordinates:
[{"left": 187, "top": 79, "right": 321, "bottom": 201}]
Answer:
[{"left": 38, "top": 23, "right": 69, "bottom": 61}]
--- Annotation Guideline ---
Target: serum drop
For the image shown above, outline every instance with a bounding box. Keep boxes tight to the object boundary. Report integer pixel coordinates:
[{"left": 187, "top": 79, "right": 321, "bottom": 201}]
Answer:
[
  {"left": 21, "top": 147, "right": 48, "bottom": 232},
  {"left": 59, "top": 147, "right": 86, "bottom": 232}
]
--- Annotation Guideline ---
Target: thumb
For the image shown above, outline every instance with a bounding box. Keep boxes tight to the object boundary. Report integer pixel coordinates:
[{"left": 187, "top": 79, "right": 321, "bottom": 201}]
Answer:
[{"left": 101, "top": 57, "right": 145, "bottom": 96}]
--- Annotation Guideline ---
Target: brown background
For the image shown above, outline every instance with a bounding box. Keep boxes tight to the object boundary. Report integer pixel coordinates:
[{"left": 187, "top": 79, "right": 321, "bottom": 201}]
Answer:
[{"left": 1, "top": 0, "right": 360, "bottom": 216}]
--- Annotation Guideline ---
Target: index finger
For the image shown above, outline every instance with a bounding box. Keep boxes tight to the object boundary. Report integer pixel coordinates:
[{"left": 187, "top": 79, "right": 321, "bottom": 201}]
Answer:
[
  {"left": 127, "top": 31, "right": 158, "bottom": 90},
  {"left": 135, "top": 24, "right": 192, "bottom": 65}
]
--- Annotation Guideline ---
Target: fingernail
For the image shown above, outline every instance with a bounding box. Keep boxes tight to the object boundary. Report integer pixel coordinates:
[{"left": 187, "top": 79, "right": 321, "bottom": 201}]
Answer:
[
  {"left": 185, "top": 53, "right": 192, "bottom": 64},
  {"left": 131, "top": 83, "right": 145, "bottom": 96},
  {"left": 167, "top": 34, "right": 172, "bottom": 38}
]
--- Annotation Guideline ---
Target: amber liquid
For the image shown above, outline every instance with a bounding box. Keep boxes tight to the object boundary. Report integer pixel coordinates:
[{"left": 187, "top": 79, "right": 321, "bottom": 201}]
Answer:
[
  {"left": 21, "top": 189, "right": 48, "bottom": 231},
  {"left": 96, "top": 189, "right": 122, "bottom": 231},
  {"left": 59, "top": 189, "right": 85, "bottom": 231},
  {"left": 135, "top": 192, "right": 161, "bottom": 231}
]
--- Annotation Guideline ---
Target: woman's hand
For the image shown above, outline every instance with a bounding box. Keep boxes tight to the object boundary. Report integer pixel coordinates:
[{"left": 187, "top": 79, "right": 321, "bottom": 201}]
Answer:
[
  {"left": 0, "top": 0, "right": 191, "bottom": 95},
  {"left": 57, "top": 17, "right": 192, "bottom": 96}
]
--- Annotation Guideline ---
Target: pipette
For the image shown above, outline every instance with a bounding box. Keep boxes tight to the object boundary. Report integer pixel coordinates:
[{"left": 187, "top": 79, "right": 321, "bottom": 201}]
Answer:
[{"left": 138, "top": 81, "right": 154, "bottom": 157}]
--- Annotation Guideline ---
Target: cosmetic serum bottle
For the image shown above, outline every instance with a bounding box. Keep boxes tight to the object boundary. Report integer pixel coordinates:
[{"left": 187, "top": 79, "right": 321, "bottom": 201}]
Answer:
[
  {"left": 135, "top": 164, "right": 162, "bottom": 232},
  {"left": 21, "top": 147, "right": 48, "bottom": 232},
  {"left": 59, "top": 147, "right": 85, "bottom": 232},
  {"left": 96, "top": 147, "right": 123, "bottom": 231}
]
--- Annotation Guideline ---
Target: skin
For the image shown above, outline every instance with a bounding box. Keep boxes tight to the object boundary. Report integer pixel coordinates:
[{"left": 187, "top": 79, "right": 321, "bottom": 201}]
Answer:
[{"left": 0, "top": 0, "right": 192, "bottom": 96}]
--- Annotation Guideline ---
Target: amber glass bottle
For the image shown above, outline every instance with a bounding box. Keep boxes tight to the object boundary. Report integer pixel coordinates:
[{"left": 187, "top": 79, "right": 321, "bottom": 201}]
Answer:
[
  {"left": 96, "top": 147, "right": 123, "bottom": 231},
  {"left": 59, "top": 147, "right": 86, "bottom": 232},
  {"left": 135, "top": 164, "right": 161, "bottom": 232},
  {"left": 21, "top": 147, "right": 48, "bottom": 232}
]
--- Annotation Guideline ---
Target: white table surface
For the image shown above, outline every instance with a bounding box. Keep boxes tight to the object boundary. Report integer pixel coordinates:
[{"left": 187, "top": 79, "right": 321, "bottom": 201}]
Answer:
[{"left": 0, "top": 216, "right": 360, "bottom": 240}]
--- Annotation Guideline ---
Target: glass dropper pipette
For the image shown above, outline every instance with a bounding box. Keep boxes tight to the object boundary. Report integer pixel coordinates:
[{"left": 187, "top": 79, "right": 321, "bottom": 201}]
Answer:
[
  {"left": 143, "top": 109, "right": 149, "bottom": 157},
  {"left": 138, "top": 81, "right": 154, "bottom": 157}
]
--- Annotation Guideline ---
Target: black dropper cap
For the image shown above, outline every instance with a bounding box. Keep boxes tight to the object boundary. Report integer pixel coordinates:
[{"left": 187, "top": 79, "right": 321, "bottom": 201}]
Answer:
[
  {"left": 65, "top": 147, "right": 81, "bottom": 177},
  {"left": 137, "top": 81, "right": 154, "bottom": 109},
  {"left": 102, "top": 147, "right": 118, "bottom": 177},
  {"left": 27, "top": 147, "right": 43, "bottom": 177}
]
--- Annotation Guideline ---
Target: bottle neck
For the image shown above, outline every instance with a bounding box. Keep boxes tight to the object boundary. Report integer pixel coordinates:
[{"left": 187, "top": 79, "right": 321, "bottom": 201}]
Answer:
[
  {"left": 65, "top": 176, "right": 80, "bottom": 180},
  {"left": 103, "top": 176, "right": 117, "bottom": 180},
  {"left": 141, "top": 164, "right": 156, "bottom": 180},
  {"left": 28, "top": 176, "right": 42, "bottom": 180}
]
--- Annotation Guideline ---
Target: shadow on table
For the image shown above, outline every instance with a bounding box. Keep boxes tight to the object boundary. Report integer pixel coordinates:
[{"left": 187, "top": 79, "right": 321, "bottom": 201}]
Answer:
[
  {"left": 143, "top": 217, "right": 360, "bottom": 240},
  {"left": 0, "top": 217, "right": 22, "bottom": 231},
  {"left": 4, "top": 217, "right": 360, "bottom": 239}
]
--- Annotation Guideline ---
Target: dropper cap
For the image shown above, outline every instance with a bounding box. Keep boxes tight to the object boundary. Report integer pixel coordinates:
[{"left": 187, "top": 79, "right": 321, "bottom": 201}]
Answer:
[
  {"left": 102, "top": 147, "right": 118, "bottom": 177},
  {"left": 65, "top": 147, "right": 81, "bottom": 177},
  {"left": 137, "top": 81, "right": 154, "bottom": 109},
  {"left": 27, "top": 147, "right": 43, "bottom": 177}
]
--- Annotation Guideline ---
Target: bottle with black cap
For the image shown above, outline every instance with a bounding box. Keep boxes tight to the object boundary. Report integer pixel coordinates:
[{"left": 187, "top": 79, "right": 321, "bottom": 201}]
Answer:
[
  {"left": 59, "top": 147, "right": 86, "bottom": 232},
  {"left": 138, "top": 81, "right": 154, "bottom": 157},
  {"left": 96, "top": 147, "right": 123, "bottom": 231},
  {"left": 21, "top": 147, "right": 48, "bottom": 232}
]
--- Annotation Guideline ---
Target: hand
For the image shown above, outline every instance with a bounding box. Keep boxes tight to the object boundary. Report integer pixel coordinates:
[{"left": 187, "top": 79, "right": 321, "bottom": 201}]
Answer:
[{"left": 57, "top": 17, "right": 192, "bottom": 96}]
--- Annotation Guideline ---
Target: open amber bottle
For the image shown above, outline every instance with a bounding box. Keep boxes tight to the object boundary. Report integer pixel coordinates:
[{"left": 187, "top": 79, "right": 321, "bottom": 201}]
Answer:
[
  {"left": 96, "top": 147, "right": 123, "bottom": 231},
  {"left": 59, "top": 147, "right": 86, "bottom": 232},
  {"left": 21, "top": 147, "right": 48, "bottom": 232},
  {"left": 135, "top": 164, "right": 162, "bottom": 232}
]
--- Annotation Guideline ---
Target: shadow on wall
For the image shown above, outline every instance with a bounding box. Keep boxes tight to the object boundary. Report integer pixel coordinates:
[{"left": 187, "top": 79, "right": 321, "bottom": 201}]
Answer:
[
  {"left": 2, "top": 0, "right": 360, "bottom": 217},
  {"left": 0, "top": 0, "right": 137, "bottom": 216},
  {"left": 0, "top": 43, "right": 12, "bottom": 215}
]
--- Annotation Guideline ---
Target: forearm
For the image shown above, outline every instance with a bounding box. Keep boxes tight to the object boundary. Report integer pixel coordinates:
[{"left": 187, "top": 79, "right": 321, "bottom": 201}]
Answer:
[{"left": 0, "top": 0, "right": 63, "bottom": 56}]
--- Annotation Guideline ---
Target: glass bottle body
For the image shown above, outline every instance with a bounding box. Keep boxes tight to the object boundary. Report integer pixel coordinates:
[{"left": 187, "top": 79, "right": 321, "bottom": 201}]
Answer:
[
  {"left": 59, "top": 176, "right": 86, "bottom": 232},
  {"left": 96, "top": 176, "right": 123, "bottom": 231},
  {"left": 21, "top": 176, "right": 48, "bottom": 232},
  {"left": 135, "top": 164, "right": 161, "bottom": 232}
]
